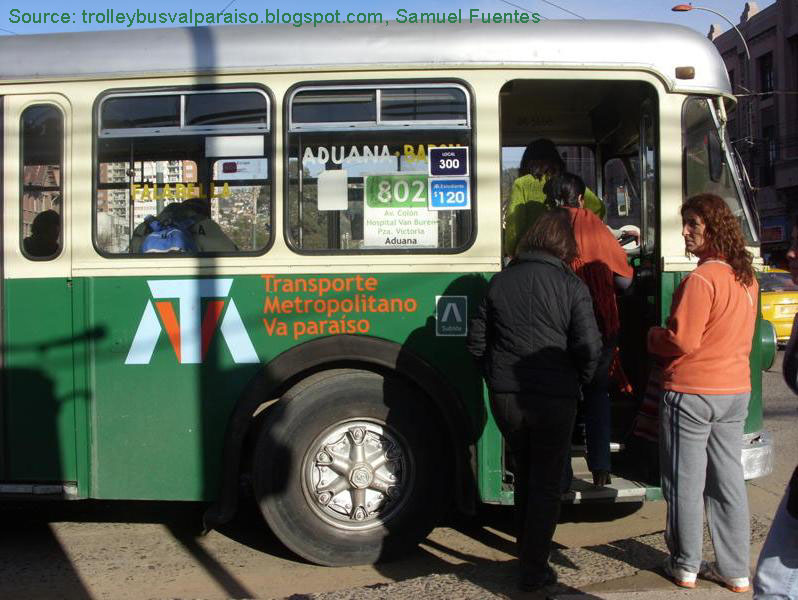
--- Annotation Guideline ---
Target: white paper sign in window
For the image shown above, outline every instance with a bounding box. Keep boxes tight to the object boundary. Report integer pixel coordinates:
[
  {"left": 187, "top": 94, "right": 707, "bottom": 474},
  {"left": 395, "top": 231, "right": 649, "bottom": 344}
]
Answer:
[
  {"left": 317, "top": 169, "right": 349, "bottom": 211},
  {"left": 206, "top": 135, "right": 264, "bottom": 158}
]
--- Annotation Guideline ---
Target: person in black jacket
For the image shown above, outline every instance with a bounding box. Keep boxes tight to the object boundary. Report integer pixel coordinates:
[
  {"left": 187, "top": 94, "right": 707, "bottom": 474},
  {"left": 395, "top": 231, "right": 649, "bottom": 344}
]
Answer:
[{"left": 467, "top": 208, "right": 602, "bottom": 592}]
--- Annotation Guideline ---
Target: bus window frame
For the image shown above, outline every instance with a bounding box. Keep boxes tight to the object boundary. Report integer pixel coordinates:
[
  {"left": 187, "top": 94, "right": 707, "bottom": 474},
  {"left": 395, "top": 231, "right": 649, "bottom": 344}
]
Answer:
[
  {"left": 288, "top": 83, "right": 471, "bottom": 131},
  {"left": 640, "top": 103, "right": 659, "bottom": 256},
  {"left": 19, "top": 102, "right": 65, "bottom": 262},
  {"left": 283, "top": 78, "right": 477, "bottom": 256},
  {"left": 714, "top": 98, "right": 760, "bottom": 244},
  {"left": 91, "top": 83, "right": 276, "bottom": 259},
  {"left": 98, "top": 88, "right": 271, "bottom": 138}
]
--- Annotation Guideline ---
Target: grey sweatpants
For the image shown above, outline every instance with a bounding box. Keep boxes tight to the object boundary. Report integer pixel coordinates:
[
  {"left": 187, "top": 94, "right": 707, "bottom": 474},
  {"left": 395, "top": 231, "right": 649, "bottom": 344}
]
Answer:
[{"left": 659, "top": 390, "right": 750, "bottom": 577}]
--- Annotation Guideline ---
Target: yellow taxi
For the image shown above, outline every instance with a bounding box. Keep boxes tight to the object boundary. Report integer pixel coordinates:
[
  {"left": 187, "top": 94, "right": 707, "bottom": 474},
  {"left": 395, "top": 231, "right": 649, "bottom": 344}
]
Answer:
[{"left": 760, "top": 268, "right": 798, "bottom": 344}]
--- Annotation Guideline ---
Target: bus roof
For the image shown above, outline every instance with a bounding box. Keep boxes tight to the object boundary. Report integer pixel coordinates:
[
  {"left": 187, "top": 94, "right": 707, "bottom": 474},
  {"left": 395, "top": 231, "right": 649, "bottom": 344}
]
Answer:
[{"left": 0, "top": 20, "right": 730, "bottom": 93}]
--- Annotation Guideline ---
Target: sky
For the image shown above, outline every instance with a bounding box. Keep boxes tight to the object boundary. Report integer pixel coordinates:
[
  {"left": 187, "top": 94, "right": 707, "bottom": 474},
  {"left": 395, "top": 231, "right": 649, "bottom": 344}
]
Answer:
[{"left": 0, "top": 0, "right": 778, "bottom": 36}]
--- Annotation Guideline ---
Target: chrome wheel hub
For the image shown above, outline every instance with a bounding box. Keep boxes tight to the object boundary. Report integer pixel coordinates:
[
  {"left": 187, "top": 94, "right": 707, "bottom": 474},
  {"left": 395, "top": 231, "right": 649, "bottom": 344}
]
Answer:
[
  {"left": 303, "top": 421, "right": 410, "bottom": 530},
  {"left": 349, "top": 464, "right": 374, "bottom": 489}
]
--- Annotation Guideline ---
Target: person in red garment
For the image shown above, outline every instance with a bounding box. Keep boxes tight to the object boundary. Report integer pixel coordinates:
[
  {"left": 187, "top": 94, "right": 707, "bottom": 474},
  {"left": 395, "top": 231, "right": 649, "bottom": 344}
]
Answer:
[{"left": 543, "top": 172, "right": 633, "bottom": 486}]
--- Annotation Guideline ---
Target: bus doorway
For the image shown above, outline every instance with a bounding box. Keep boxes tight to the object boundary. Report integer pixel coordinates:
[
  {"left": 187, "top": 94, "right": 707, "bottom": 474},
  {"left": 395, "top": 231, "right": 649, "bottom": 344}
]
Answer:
[{"left": 498, "top": 78, "right": 661, "bottom": 498}]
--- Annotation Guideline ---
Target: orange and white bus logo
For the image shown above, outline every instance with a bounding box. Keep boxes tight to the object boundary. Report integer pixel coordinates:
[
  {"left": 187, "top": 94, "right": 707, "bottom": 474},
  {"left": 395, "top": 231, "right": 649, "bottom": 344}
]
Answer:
[{"left": 126, "top": 279, "right": 259, "bottom": 365}]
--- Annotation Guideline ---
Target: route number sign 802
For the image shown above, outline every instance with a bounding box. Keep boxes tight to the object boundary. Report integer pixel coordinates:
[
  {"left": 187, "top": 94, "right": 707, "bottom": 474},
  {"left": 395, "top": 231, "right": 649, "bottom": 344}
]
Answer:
[
  {"left": 376, "top": 178, "right": 425, "bottom": 204},
  {"left": 365, "top": 174, "right": 427, "bottom": 208}
]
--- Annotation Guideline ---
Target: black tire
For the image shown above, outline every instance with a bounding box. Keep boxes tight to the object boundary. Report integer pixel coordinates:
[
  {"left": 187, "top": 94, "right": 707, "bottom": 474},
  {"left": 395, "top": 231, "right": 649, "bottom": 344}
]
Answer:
[{"left": 253, "top": 369, "right": 448, "bottom": 566}]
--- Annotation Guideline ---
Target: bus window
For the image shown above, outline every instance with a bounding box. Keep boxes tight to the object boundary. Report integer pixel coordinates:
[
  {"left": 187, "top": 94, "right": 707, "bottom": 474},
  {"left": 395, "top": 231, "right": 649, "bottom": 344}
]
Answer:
[
  {"left": 21, "top": 105, "right": 63, "bottom": 260},
  {"left": 286, "top": 84, "right": 474, "bottom": 252},
  {"left": 94, "top": 88, "right": 272, "bottom": 255},
  {"left": 604, "top": 158, "right": 640, "bottom": 226},
  {"left": 682, "top": 96, "right": 756, "bottom": 244},
  {"left": 602, "top": 107, "right": 657, "bottom": 255}
]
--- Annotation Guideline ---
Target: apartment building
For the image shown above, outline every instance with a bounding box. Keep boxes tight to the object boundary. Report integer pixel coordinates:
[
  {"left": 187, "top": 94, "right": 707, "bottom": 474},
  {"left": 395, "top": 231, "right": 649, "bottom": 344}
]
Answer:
[{"left": 711, "top": 0, "right": 798, "bottom": 262}]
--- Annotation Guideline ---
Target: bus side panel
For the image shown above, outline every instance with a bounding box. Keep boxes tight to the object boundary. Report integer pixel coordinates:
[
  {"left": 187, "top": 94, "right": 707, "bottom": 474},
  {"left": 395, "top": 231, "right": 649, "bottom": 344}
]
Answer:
[
  {"left": 87, "top": 272, "right": 488, "bottom": 501},
  {"left": 88, "top": 274, "right": 260, "bottom": 501},
  {"left": 476, "top": 380, "right": 513, "bottom": 504},
  {"left": 748, "top": 295, "right": 765, "bottom": 433},
  {"left": 71, "top": 277, "right": 92, "bottom": 497},
  {"left": 3, "top": 277, "right": 77, "bottom": 482},
  {"left": 660, "top": 272, "right": 764, "bottom": 434}
]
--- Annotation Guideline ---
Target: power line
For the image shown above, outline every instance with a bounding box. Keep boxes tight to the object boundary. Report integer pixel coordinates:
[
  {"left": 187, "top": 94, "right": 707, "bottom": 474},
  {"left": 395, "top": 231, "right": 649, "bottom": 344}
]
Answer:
[
  {"left": 537, "top": 0, "right": 586, "bottom": 19},
  {"left": 498, "top": 0, "right": 549, "bottom": 19},
  {"left": 499, "top": 0, "right": 587, "bottom": 19},
  {"left": 0, "top": 26, "right": 18, "bottom": 35},
  {"left": 738, "top": 91, "right": 798, "bottom": 97},
  {"left": 219, "top": 0, "right": 236, "bottom": 13}
]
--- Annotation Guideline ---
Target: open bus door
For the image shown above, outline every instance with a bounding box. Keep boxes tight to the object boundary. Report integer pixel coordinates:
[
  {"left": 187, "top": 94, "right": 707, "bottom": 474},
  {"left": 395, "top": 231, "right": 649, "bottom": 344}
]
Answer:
[
  {"left": 496, "top": 79, "right": 664, "bottom": 503},
  {"left": 566, "top": 100, "right": 662, "bottom": 500},
  {"left": 0, "top": 94, "right": 79, "bottom": 497}
]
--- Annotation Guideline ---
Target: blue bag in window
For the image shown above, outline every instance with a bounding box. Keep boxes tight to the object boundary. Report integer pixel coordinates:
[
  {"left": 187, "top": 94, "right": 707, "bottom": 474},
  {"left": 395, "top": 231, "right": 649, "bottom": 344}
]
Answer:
[{"left": 140, "top": 216, "right": 197, "bottom": 253}]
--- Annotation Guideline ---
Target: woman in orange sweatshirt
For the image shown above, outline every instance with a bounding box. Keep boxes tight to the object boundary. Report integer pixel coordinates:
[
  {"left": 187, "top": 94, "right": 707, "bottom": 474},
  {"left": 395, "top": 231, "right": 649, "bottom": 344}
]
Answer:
[{"left": 648, "top": 193, "right": 757, "bottom": 593}]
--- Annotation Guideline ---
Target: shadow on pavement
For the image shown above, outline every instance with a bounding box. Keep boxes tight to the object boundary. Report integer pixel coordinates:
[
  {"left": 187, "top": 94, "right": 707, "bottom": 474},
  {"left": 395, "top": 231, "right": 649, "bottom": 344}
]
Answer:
[
  {"left": 0, "top": 499, "right": 258, "bottom": 600},
  {"left": 583, "top": 537, "right": 667, "bottom": 573},
  {"left": 0, "top": 502, "right": 93, "bottom": 600}
]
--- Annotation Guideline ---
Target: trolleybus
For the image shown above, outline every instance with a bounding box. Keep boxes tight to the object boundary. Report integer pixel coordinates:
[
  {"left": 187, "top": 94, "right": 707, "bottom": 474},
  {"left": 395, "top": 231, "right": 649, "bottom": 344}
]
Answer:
[{"left": 0, "top": 20, "right": 776, "bottom": 566}]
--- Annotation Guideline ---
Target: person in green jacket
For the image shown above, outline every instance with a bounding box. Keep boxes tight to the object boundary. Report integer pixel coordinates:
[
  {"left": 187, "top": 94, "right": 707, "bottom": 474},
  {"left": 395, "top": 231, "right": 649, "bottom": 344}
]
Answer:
[{"left": 504, "top": 139, "right": 606, "bottom": 257}]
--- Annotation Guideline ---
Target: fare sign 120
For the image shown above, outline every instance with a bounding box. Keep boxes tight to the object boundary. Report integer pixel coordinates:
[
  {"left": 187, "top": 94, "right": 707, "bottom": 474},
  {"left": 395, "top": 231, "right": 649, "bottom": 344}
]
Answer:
[{"left": 428, "top": 147, "right": 470, "bottom": 211}]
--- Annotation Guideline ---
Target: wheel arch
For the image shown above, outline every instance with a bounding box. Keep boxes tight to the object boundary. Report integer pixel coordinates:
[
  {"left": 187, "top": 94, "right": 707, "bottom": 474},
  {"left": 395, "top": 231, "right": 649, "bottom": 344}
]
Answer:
[{"left": 203, "top": 334, "right": 477, "bottom": 531}]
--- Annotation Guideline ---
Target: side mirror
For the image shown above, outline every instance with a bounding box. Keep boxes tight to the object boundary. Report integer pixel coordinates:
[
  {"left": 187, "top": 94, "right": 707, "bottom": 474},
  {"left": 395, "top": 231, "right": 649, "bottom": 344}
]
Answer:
[{"left": 707, "top": 133, "right": 723, "bottom": 182}]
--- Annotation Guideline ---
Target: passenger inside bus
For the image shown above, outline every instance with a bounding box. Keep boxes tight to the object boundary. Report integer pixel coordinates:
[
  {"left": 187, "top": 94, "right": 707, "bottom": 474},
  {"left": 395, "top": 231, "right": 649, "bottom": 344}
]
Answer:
[
  {"left": 23, "top": 209, "right": 60, "bottom": 258},
  {"left": 130, "top": 198, "right": 238, "bottom": 254},
  {"left": 544, "top": 173, "right": 633, "bottom": 487},
  {"left": 503, "top": 138, "right": 606, "bottom": 257}
]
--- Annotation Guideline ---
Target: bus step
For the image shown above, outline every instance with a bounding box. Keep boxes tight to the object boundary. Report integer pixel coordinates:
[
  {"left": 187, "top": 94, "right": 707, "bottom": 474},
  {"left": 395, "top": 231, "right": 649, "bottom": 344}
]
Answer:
[
  {"left": 562, "top": 476, "right": 649, "bottom": 503},
  {"left": 0, "top": 483, "right": 79, "bottom": 498},
  {"left": 563, "top": 456, "right": 649, "bottom": 504}
]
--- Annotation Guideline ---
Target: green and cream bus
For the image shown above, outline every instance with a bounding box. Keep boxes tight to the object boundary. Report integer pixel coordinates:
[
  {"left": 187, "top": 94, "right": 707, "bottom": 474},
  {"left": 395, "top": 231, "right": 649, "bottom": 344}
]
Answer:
[{"left": 0, "top": 20, "right": 776, "bottom": 566}]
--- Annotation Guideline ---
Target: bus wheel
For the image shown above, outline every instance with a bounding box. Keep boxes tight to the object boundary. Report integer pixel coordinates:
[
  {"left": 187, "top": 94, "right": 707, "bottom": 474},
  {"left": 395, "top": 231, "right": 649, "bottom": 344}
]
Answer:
[{"left": 253, "top": 369, "right": 446, "bottom": 566}]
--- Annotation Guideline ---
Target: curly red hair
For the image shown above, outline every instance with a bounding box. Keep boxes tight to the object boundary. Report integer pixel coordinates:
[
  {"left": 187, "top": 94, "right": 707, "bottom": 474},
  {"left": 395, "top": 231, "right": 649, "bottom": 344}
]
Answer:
[{"left": 681, "top": 193, "right": 754, "bottom": 286}]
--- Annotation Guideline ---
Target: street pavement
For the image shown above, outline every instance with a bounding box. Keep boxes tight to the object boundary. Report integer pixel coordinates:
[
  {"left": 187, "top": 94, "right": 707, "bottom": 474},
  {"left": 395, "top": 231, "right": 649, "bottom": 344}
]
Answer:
[{"left": 270, "top": 528, "right": 768, "bottom": 599}]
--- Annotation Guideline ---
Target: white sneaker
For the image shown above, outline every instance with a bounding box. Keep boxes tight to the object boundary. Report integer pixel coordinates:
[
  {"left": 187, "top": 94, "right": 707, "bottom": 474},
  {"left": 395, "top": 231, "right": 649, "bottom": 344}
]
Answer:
[
  {"left": 662, "top": 558, "right": 697, "bottom": 588},
  {"left": 699, "top": 561, "right": 751, "bottom": 593}
]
